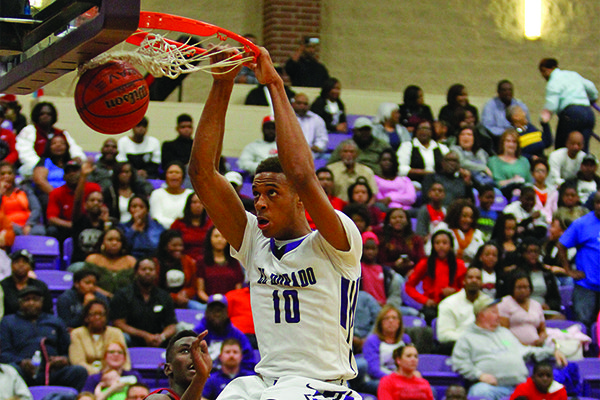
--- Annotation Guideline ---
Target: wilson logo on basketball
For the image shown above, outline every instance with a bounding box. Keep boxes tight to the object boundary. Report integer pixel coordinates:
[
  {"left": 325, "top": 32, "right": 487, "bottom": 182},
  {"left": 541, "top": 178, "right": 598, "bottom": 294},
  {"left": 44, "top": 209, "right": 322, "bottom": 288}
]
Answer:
[{"left": 104, "top": 85, "right": 148, "bottom": 109}]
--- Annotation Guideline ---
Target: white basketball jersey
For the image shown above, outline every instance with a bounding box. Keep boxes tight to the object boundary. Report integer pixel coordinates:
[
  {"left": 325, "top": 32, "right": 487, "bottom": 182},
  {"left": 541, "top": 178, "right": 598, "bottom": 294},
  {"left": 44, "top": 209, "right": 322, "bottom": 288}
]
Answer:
[{"left": 232, "top": 211, "right": 362, "bottom": 381}]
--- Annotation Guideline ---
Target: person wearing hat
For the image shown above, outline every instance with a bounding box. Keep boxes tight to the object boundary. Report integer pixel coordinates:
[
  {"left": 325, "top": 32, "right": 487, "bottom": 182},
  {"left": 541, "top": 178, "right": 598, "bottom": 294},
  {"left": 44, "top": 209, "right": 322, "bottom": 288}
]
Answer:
[
  {"left": 225, "top": 171, "right": 254, "bottom": 213},
  {"left": 558, "top": 191, "right": 600, "bottom": 328},
  {"left": 237, "top": 116, "right": 278, "bottom": 175},
  {"left": 0, "top": 250, "right": 52, "bottom": 316},
  {"left": 327, "top": 139, "right": 378, "bottom": 202},
  {"left": 291, "top": 93, "right": 328, "bottom": 158},
  {"left": 328, "top": 116, "right": 388, "bottom": 175},
  {"left": 451, "top": 296, "right": 567, "bottom": 400},
  {"left": 0, "top": 285, "right": 88, "bottom": 390},
  {"left": 562, "top": 153, "right": 600, "bottom": 205},
  {"left": 46, "top": 160, "right": 102, "bottom": 244},
  {"left": 193, "top": 294, "right": 256, "bottom": 373},
  {"left": 285, "top": 36, "right": 329, "bottom": 88}
]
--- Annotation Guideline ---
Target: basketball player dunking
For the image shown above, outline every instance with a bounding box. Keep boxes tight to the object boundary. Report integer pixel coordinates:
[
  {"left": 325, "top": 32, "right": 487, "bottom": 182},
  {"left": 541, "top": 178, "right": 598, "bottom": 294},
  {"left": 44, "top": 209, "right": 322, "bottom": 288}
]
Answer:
[{"left": 189, "top": 47, "right": 362, "bottom": 400}]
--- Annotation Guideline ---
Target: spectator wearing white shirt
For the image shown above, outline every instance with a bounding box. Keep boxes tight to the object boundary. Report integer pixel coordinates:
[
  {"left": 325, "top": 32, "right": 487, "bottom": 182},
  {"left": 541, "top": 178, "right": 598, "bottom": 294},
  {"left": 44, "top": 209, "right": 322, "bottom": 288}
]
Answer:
[
  {"left": 396, "top": 119, "right": 449, "bottom": 184},
  {"left": 291, "top": 93, "right": 328, "bottom": 158},
  {"left": 547, "top": 130, "right": 586, "bottom": 188},
  {"left": 116, "top": 117, "right": 161, "bottom": 179},
  {"left": 437, "top": 267, "right": 490, "bottom": 354},
  {"left": 237, "top": 116, "right": 278, "bottom": 175}
]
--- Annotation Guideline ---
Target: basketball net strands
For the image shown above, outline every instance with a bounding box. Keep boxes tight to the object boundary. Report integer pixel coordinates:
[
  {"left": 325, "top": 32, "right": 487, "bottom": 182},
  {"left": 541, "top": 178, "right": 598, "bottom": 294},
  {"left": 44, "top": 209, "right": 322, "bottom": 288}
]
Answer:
[{"left": 79, "top": 12, "right": 261, "bottom": 80}]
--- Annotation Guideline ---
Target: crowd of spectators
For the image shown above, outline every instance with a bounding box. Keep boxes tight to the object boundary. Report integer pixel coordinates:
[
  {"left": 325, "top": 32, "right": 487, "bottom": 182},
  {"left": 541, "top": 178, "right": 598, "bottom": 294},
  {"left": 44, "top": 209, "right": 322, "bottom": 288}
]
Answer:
[{"left": 0, "top": 53, "right": 597, "bottom": 400}]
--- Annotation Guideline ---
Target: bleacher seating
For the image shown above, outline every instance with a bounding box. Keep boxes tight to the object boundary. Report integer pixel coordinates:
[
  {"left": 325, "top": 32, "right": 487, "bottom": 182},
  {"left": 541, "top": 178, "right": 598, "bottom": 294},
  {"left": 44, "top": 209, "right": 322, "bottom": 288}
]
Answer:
[
  {"left": 418, "top": 354, "right": 464, "bottom": 400},
  {"left": 62, "top": 237, "right": 73, "bottom": 269},
  {"left": 129, "top": 347, "right": 168, "bottom": 388},
  {"left": 571, "top": 358, "right": 600, "bottom": 398},
  {"left": 35, "top": 270, "right": 73, "bottom": 299},
  {"left": 545, "top": 319, "right": 587, "bottom": 335},
  {"left": 29, "top": 386, "right": 78, "bottom": 400},
  {"left": 175, "top": 308, "right": 204, "bottom": 326},
  {"left": 13, "top": 235, "right": 61, "bottom": 270},
  {"left": 403, "top": 315, "right": 427, "bottom": 328}
]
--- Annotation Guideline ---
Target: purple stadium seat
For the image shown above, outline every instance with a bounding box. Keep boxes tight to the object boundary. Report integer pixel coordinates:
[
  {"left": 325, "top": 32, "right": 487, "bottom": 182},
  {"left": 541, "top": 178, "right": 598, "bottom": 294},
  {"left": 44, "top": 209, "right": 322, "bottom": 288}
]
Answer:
[
  {"left": 559, "top": 286, "right": 574, "bottom": 318},
  {"left": 35, "top": 270, "right": 73, "bottom": 298},
  {"left": 129, "top": 347, "right": 167, "bottom": 387},
  {"left": 314, "top": 157, "right": 328, "bottom": 170},
  {"left": 571, "top": 358, "right": 600, "bottom": 397},
  {"left": 403, "top": 315, "right": 427, "bottom": 328},
  {"left": 418, "top": 354, "right": 464, "bottom": 400},
  {"left": 62, "top": 237, "right": 73, "bottom": 269},
  {"left": 13, "top": 235, "right": 60, "bottom": 270},
  {"left": 326, "top": 132, "right": 352, "bottom": 152},
  {"left": 30, "top": 386, "right": 78, "bottom": 400},
  {"left": 490, "top": 191, "right": 508, "bottom": 211},
  {"left": 175, "top": 308, "right": 204, "bottom": 325},
  {"left": 401, "top": 282, "right": 424, "bottom": 311}
]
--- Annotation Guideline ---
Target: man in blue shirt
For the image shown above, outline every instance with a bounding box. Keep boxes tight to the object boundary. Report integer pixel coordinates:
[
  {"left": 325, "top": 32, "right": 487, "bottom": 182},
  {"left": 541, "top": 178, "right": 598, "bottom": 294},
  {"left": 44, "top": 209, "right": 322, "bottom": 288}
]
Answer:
[
  {"left": 539, "top": 58, "right": 598, "bottom": 152},
  {"left": 558, "top": 191, "right": 600, "bottom": 327},
  {"left": 481, "top": 80, "right": 530, "bottom": 141},
  {"left": 202, "top": 338, "right": 255, "bottom": 400}
]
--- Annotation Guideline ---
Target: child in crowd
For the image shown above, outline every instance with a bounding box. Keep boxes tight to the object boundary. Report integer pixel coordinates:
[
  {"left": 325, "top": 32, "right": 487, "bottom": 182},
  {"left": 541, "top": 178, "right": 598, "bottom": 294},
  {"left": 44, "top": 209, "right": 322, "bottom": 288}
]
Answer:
[
  {"left": 343, "top": 203, "right": 372, "bottom": 234},
  {"left": 375, "top": 208, "right": 425, "bottom": 277},
  {"left": 503, "top": 185, "right": 548, "bottom": 238},
  {"left": 427, "top": 199, "right": 484, "bottom": 265},
  {"left": 531, "top": 158, "right": 558, "bottom": 225},
  {"left": 475, "top": 185, "right": 498, "bottom": 241},
  {"left": 491, "top": 213, "right": 521, "bottom": 275},
  {"left": 470, "top": 242, "right": 500, "bottom": 298},
  {"left": 348, "top": 177, "right": 385, "bottom": 227},
  {"left": 542, "top": 216, "right": 575, "bottom": 287},
  {"left": 360, "top": 231, "right": 403, "bottom": 310},
  {"left": 415, "top": 182, "right": 446, "bottom": 242},
  {"left": 405, "top": 230, "right": 466, "bottom": 324},
  {"left": 509, "top": 361, "right": 567, "bottom": 400},
  {"left": 554, "top": 182, "right": 589, "bottom": 225}
]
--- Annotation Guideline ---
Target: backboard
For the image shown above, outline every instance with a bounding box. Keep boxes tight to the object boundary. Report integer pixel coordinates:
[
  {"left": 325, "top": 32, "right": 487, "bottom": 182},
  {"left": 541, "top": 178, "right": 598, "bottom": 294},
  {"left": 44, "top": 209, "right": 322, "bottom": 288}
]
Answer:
[{"left": 0, "top": 0, "right": 140, "bottom": 94}]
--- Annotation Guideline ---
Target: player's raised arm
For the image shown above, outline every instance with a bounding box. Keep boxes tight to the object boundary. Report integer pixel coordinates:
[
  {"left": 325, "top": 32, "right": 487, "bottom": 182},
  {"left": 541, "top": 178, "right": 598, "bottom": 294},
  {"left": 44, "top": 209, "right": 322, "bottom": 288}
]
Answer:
[
  {"left": 189, "top": 47, "right": 247, "bottom": 251},
  {"left": 253, "top": 47, "right": 349, "bottom": 251}
]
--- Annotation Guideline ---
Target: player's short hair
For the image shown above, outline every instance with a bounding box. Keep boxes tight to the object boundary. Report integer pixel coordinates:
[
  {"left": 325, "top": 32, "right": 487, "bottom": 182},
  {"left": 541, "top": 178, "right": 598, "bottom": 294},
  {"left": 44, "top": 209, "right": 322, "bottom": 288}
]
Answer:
[
  {"left": 177, "top": 114, "right": 192, "bottom": 124},
  {"left": 255, "top": 156, "right": 283, "bottom": 175},
  {"left": 166, "top": 330, "right": 197, "bottom": 363}
]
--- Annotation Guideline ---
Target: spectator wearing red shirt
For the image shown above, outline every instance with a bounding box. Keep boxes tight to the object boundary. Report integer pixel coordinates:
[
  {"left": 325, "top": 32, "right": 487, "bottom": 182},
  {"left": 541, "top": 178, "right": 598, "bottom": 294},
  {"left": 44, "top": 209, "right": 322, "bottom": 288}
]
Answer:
[
  {"left": 405, "top": 230, "right": 466, "bottom": 324},
  {"left": 170, "top": 193, "right": 212, "bottom": 261},
  {"left": 46, "top": 161, "right": 101, "bottom": 243},
  {"left": 196, "top": 226, "right": 244, "bottom": 303},
  {"left": 0, "top": 105, "right": 18, "bottom": 164},
  {"left": 225, "top": 286, "right": 256, "bottom": 348},
  {"left": 306, "top": 167, "right": 347, "bottom": 229},
  {"left": 510, "top": 362, "right": 567, "bottom": 400}
]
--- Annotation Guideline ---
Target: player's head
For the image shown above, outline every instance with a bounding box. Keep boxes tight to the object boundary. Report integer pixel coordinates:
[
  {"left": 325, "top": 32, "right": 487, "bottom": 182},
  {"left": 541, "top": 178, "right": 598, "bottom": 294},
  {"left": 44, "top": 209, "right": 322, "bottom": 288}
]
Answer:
[
  {"left": 253, "top": 157, "right": 307, "bottom": 239},
  {"left": 164, "top": 330, "right": 198, "bottom": 386},
  {"left": 532, "top": 361, "right": 555, "bottom": 393}
]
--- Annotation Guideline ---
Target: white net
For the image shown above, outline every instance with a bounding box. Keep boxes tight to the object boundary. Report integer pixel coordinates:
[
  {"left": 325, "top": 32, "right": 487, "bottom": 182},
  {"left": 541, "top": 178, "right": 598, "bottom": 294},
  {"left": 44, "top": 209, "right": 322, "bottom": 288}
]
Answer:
[{"left": 78, "top": 31, "right": 255, "bottom": 79}]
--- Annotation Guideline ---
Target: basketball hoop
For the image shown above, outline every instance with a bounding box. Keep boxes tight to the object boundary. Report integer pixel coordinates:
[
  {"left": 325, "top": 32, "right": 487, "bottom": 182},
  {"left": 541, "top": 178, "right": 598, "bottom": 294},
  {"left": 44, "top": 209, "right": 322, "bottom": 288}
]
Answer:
[{"left": 79, "top": 12, "right": 261, "bottom": 79}]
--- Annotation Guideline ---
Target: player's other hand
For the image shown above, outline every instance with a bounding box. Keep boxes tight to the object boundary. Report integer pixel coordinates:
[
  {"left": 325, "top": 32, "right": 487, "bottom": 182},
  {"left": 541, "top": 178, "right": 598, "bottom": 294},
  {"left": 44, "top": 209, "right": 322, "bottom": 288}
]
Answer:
[
  {"left": 251, "top": 47, "right": 282, "bottom": 86},
  {"left": 192, "top": 330, "right": 213, "bottom": 380},
  {"left": 208, "top": 45, "right": 243, "bottom": 81}
]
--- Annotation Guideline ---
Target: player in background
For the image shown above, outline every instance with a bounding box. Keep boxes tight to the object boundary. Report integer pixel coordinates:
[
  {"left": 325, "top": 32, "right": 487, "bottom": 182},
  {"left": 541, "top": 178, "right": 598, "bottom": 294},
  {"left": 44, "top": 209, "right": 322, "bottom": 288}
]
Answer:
[
  {"left": 146, "top": 330, "right": 212, "bottom": 400},
  {"left": 188, "top": 46, "right": 362, "bottom": 400}
]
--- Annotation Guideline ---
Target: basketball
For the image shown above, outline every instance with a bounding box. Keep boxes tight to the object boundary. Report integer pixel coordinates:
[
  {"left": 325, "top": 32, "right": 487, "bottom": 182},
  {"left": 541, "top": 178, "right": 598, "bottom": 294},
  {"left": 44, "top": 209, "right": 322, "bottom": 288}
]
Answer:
[{"left": 75, "top": 60, "right": 149, "bottom": 135}]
